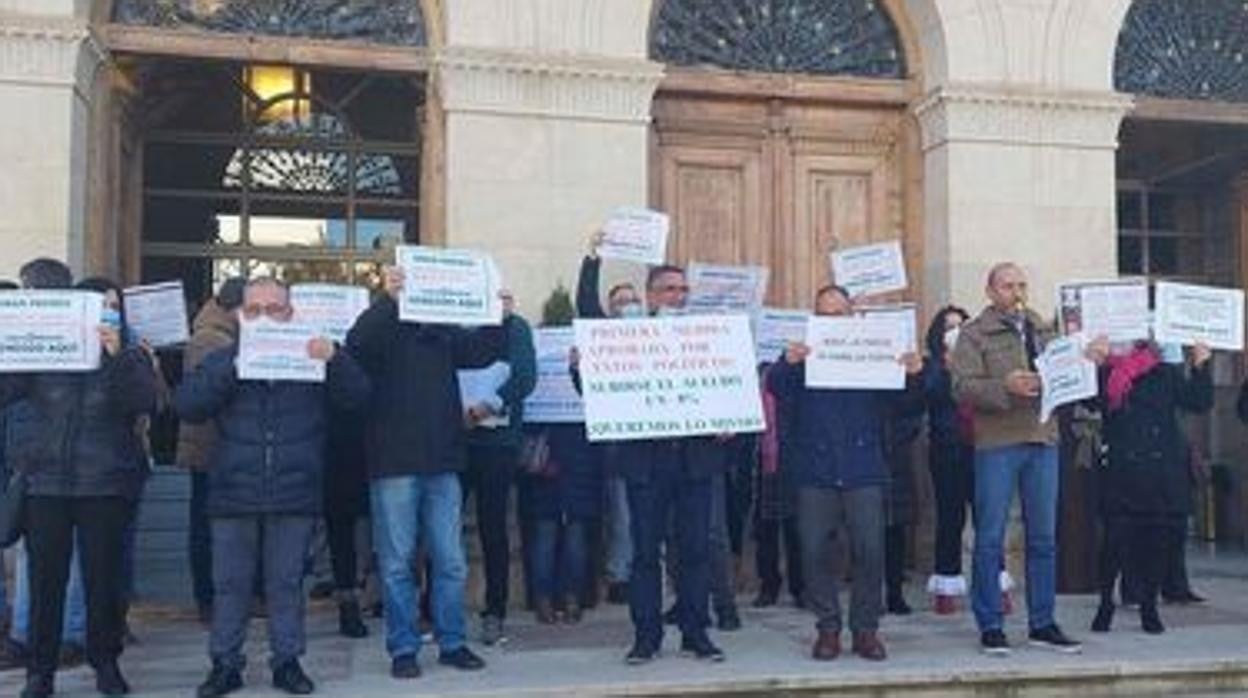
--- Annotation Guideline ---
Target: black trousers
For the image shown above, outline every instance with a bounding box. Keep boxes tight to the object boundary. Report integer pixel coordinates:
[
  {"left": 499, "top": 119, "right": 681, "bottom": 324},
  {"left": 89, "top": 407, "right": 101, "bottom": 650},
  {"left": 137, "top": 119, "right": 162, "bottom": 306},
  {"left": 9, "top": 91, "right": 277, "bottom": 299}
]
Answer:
[
  {"left": 1097, "top": 514, "right": 1185, "bottom": 609},
  {"left": 929, "top": 441, "right": 974, "bottom": 576},
  {"left": 324, "top": 473, "right": 368, "bottom": 593},
  {"left": 462, "top": 444, "right": 517, "bottom": 619},
  {"left": 885, "top": 524, "right": 907, "bottom": 597},
  {"left": 25, "top": 496, "right": 130, "bottom": 678},
  {"left": 754, "top": 516, "right": 804, "bottom": 600}
]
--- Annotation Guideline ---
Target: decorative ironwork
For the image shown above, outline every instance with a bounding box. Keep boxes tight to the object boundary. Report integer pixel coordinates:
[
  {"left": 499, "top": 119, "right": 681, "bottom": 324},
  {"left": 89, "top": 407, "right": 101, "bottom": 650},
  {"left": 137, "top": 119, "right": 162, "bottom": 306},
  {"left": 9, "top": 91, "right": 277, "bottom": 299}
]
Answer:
[
  {"left": 113, "top": 0, "right": 427, "bottom": 46},
  {"left": 1115, "top": 0, "right": 1248, "bottom": 103},
  {"left": 224, "top": 109, "right": 403, "bottom": 196},
  {"left": 651, "top": 0, "right": 905, "bottom": 78}
]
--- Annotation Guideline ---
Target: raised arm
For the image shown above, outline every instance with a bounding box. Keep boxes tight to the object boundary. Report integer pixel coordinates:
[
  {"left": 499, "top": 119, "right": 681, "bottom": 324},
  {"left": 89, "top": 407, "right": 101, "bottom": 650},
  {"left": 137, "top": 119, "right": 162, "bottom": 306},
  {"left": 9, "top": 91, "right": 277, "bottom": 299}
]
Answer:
[
  {"left": 497, "top": 316, "right": 537, "bottom": 405},
  {"left": 576, "top": 256, "right": 607, "bottom": 319}
]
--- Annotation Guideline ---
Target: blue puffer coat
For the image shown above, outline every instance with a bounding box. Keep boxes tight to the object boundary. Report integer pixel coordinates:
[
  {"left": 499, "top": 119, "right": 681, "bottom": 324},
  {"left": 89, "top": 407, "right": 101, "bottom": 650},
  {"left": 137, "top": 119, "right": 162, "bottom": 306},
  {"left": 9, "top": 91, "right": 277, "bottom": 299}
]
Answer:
[
  {"left": 174, "top": 345, "right": 370, "bottom": 518},
  {"left": 767, "top": 359, "right": 922, "bottom": 491}
]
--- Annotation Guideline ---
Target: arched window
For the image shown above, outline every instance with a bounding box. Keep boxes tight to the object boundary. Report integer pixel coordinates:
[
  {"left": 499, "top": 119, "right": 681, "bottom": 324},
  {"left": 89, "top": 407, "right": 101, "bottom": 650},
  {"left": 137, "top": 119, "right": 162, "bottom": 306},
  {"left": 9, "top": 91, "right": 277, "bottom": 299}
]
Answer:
[
  {"left": 113, "top": 0, "right": 427, "bottom": 46},
  {"left": 650, "top": 0, "right": 905, "bottom": 79},
  {"left": 1115, "top": 0, "right": 1248, "bottom": 103}
]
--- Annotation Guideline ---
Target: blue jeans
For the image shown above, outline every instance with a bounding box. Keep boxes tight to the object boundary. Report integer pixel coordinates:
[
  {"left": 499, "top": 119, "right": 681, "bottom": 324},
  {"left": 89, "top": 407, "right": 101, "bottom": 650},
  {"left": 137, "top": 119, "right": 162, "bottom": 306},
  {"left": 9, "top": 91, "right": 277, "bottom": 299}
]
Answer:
[
  {"left": 11, "top": 539, "right": 86, "bottom": 645},
  {"left": 603, "top": 476, "right": 631, "bottom": 584},
  {"left": 971, "top": 444, "right": 1059, "bottom": 633},
  {"left": 530, "top": 518, "right": 587, "bottom": 601},
  {"left": 371, "top": 473, "right": 467, "bottom": 659}
]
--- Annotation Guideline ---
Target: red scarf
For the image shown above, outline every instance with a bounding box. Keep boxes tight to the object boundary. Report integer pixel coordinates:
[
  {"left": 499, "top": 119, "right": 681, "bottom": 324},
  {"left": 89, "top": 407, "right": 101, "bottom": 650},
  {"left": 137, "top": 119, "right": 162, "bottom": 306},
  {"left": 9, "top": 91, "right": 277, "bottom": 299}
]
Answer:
[{"left": 1106, "top": 345, "right": 1160, "bottom": 412}]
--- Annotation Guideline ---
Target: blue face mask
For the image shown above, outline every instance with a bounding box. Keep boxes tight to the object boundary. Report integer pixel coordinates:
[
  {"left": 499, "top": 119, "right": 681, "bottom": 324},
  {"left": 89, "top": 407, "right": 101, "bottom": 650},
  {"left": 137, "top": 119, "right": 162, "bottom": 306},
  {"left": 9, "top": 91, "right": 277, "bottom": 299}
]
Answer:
[
  {"left": 101, "top": 308, "right": 122, "bottom": 331},
  {"left": 617, "top": 302, "right": 645, "bottom": 319},
  {"left": 1159, "top": 342, "right": 1184, "bottom": 364}
]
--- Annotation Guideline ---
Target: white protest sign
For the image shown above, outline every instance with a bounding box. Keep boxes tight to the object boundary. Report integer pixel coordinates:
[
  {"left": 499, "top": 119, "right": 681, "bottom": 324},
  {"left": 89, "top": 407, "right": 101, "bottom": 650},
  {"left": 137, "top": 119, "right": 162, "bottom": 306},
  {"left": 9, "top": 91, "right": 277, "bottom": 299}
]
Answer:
[
  {"left": 805, "top": 315, "right": 907, "bottom": 390},
  {"left": 830, "top": 240, "right": 908, "bottom": 298},
  {"left": 573, "top": 315, "right": 764, "bottom": 442},
  {"left": 754, "top": 308, "right": 809, "bottom": 365},
  {"left": 236, "top": 318, "right": 325, "bottom": 383},
  {"left": 599, "top": 207, "right": 669, "bottom": 266},
  {"left": 524, "top": 327, "right": 584, "bottom": 423},
  {"left": 1056, "top": 279, "right": 1150, "bottom": 343},
  {"left": 0, "top": 291, "right": 103, "bottom": 372},
  {"left": 123, "top": 281, "right": 189, "bottom": 347},
  {"left": 856, "top": 303, "right": 918, "bottom": 353},
  {"left": 1037, "top": 334, "right": 1097, "bottom": 423},
  {"left": 395, "top": 246, "right": 503, "bottom": 326},
  {"left": 686, "top": 263, "right": 769, "bottom": 316},
  {"left": 291, "top": 284, "right": 370, "bottom": 343},
  {"left": 1154, "top": 281, "right": 1245, "bottom": 351}
]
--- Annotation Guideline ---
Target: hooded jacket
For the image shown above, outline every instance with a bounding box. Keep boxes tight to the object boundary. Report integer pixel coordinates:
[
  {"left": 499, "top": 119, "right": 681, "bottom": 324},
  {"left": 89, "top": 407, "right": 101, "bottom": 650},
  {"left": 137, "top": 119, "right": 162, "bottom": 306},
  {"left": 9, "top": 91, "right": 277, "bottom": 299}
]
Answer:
[{"left": 176, "top": 300, "right": 239, "bottom": 471}]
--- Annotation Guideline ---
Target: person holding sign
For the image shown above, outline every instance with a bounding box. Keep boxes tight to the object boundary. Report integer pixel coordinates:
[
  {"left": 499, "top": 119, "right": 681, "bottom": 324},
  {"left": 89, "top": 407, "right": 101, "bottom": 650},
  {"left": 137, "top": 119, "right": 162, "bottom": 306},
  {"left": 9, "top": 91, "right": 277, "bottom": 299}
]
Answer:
[
  {"left": 345, "top": 265, "right": 506, "bottom": 680},
  {"left": 1, "top": 258, "right": 157, "bottom": 698},
  {"left": 175, "top": 278, "right": 370, "bottom": 698},
  {"left": 1091, "top": 339, "right": 1212, "bottom": 635},
  {"left": 768, "top": 284, "right": 922, "bottom": 663},
  {"left": 951, "top": 263, "right": 1107, "bottom": 658}
]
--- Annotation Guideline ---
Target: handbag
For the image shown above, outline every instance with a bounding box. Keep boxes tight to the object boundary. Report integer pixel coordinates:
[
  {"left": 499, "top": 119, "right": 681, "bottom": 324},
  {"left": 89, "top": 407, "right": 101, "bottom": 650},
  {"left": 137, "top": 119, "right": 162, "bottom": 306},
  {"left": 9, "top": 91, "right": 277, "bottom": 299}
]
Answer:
[
  {"left": 519, "top": 433, "right": 559, "bottom": 479},
  {"left": 0, "top": 471, "right": 28, "bottom": 548}
]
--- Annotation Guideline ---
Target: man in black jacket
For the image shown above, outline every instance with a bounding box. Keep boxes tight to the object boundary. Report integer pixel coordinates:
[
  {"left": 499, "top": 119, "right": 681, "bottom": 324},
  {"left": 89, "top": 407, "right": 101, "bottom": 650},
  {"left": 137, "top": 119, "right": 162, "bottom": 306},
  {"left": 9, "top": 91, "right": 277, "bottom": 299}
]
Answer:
[
  {"left": 176, "top": 278, "right": 369, "bottom": 698},
  {"left": 345, "top": 266, "right": 505, "bottom": 680}
]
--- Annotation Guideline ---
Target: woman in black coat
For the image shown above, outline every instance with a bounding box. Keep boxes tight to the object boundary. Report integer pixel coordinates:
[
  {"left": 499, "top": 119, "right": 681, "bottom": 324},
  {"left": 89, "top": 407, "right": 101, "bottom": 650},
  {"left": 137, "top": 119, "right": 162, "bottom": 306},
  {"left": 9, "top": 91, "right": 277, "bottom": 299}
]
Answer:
[{"left": 1091, "top": 340, "right": 1212, "bottom": 634}]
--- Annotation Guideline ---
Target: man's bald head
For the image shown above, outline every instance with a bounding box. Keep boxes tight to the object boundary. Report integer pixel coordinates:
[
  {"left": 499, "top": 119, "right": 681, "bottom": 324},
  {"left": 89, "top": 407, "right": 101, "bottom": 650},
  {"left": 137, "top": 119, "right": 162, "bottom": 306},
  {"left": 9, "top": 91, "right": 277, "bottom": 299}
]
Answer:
[{"left": 985, "top": 263, "right": 1028, "bottom": 314}]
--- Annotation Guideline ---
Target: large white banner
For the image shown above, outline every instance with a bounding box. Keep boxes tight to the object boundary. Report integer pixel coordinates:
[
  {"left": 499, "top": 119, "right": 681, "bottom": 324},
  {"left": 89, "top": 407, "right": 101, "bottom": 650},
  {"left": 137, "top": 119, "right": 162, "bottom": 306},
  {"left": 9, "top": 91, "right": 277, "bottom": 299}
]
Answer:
[
  {"left": 291, "top": 284, "right": 370, "bottom": 343},
  {"left": 1037, "top": 335, "right": 1097, "bottom": 423},
  {"left": 754, "top": 308, "right": 809, "bottom": 365},
  {"left": 0, "top": 291, "right": 103, "bottom": 372},
  {"left": 598, "top": 207, "right": 669, "bottom": 266},
  {"left": 574, "top": 315, "right": 764, "bottom": 442},
  {"left": 395, "top": 246, "right": 503, "bottom": 326},
  {"left": 856, "top": 302, "right": 918, "bottom": 353},
  {"left": 236, "top": 319, "right": 325, "bottom": 383},
  {"left": 1056, "top": 279, "right": 1150, "bottom": 343},
  {"left": 830, "top": 240, "right": 908, "bottom": 298},
  {"left": 1153, "top": 281, "right": 1245, "bottom": 351},
  {"left": 686, "top": 263, "right": 769, "bottom": 316},
  {"left": 123, "top": 281, "right": 189, "bottom": 348},
  {"left": 524, "top": 327, "right": 584, "bottom": 424},
  {"left": 804, "top": 315, "right": 908, "bottom": 390}
]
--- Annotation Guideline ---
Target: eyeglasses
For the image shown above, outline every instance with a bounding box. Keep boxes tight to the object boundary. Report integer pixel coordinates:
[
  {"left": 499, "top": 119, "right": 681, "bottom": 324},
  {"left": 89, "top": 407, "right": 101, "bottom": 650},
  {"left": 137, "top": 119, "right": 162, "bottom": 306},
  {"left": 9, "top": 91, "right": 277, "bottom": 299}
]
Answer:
[
  {"left": 241, "top": 303, "right": 291, "bottom": 320},
  {"left": 656, "top": 284, "right": 690, "bottom": 294}
]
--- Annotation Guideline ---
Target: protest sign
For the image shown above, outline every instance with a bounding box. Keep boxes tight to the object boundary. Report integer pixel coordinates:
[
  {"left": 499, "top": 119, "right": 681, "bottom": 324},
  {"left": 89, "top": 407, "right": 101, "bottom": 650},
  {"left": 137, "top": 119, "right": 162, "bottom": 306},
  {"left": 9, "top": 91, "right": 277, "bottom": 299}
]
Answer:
[
  {"left": 856, "top": 302, "right": 918, "bottom": 353},
  {"left": 754, "top": 308, "right": 809, "bottom": 365},
  {"left": 830, "top": 240, "right": 908, "bottom": 298},
  {"left": 573, "top": 315, "right": 764, "bottom": 442},
  {"left": 458, "top": 362, "right": 512, "bottom": 429},
  {"left": 598, "top": 207, "right": 669, "bottom": 265},
  {"left": 1153, "top": 281, "right": 1245, "bottom": 351},
  {"left": 686, "top": 263, "right": 768, "bottom": 316},
  {"left": 123, "top": 281, "right": 189, "bottom": 347},
  {"left": 804, "top": 315, "right": 908, "bottom": 390},
  {"left": 1037, "top": 335, "right": 1097, "bottom": 423},
  {"left": 395, "top": 246, "right": 503, "bottom": 326},
  {"left": 291, "top": 283, "right": 370, "bottom": 343},
  {"left": 524, "top": 327, "right": 584, "bottom": 423},
  {"left": 1056, "top": 279, "right": 1150, "bottom": 343},
  {"left": 236, "top": 319, "right": 325, "bottom": 383},
  {"left": 0, "top": 291, "right": 103, "bottom": 372}
]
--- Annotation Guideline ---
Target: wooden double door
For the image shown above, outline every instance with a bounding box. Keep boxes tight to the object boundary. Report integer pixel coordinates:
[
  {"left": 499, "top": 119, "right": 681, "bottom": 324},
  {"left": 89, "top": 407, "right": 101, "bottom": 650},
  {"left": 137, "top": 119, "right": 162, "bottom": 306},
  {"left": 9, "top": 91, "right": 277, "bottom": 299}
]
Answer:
[{"left": 651, "top": 73, "right": 921, "bottom": 309}]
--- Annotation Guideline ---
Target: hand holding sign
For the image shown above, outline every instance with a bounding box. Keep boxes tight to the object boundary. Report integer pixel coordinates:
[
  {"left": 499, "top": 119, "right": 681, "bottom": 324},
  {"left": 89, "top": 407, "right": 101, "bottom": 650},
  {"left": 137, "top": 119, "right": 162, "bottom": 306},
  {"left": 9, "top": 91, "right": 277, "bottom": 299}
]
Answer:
[
  {"left": 306, "top": 337, "right": 336, "bottom": 362},
  {"left": 1005, "top": 370, "right": 1041, "bottom": 398}
]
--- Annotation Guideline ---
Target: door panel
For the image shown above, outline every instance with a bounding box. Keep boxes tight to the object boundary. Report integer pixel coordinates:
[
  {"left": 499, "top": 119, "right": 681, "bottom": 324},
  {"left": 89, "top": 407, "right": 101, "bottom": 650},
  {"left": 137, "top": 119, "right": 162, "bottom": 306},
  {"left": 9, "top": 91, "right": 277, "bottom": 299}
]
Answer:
[{"left": 657, "top": 145, "right": 765, "bottom": 270}]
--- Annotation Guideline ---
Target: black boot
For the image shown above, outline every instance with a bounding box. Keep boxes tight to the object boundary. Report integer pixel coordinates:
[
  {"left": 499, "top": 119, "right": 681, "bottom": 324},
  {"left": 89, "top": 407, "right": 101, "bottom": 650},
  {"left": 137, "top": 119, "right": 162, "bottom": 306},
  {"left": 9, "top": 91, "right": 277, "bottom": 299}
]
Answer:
[
  {"left": 96, "top": 660, "right": 132, "bottom": 696},
  {"left": 338, "top": 600, "right": 369, "bottom": 639},
  {"left": 20, "top": 674, "right": 53, "bottom": 698},
  {"left": 1091, "top": 601, "right": 1114, "bottom": 633},
  {"left": 197, "top": 662, "right": 243, "bottom": 698},
  {"left": 1140, "top": 604, "right": 1165, "bottom": 635},
  {"left": 273, "top": 659, "right": 315, "bottom": 695},
  {"left": 887, "top": 589, "right": 912, "bottom": 616}
]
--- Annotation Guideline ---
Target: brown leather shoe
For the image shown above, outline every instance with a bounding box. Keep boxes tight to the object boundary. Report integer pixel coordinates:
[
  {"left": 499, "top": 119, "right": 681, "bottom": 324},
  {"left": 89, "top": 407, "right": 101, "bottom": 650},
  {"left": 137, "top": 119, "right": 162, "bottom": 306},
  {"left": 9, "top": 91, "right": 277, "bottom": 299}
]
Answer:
[
  {"left": 811, "top": 630, "right": 841, "bottom": 661},
  {"left": 852, "top": 631, "right": 887, "bottom": 661}
]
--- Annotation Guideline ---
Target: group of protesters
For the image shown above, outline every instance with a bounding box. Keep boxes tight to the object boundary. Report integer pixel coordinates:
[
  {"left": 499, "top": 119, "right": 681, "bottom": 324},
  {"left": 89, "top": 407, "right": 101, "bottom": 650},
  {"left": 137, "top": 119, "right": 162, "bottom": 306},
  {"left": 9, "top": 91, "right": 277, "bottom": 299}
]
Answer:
[{"left": 0, "top": 236, "right": 1228, "bottom": 697}]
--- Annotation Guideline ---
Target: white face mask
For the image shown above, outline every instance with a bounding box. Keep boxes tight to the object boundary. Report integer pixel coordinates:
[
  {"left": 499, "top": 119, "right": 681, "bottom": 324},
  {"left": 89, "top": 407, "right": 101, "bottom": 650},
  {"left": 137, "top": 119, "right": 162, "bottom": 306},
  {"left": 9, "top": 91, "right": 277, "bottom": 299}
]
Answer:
[
  {"left": 653, "top": 305, "right": 683, "bottom": 318},
  {"left": 943, "top": 327, "right": 960, "bottom": 352},
  {"left": 617, "top": 302, "right": 645, "bottom": 319},
  {"left": 1159, "top": 342, "right": 1184, "bottom": 364}
]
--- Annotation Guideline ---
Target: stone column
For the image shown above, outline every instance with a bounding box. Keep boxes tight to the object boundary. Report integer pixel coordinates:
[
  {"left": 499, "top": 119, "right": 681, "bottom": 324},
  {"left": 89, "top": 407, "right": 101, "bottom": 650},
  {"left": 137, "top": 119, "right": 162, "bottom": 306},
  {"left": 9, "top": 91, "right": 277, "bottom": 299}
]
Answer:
[{"left": 0, "top": 7, "right": 104, "bottom": 280}]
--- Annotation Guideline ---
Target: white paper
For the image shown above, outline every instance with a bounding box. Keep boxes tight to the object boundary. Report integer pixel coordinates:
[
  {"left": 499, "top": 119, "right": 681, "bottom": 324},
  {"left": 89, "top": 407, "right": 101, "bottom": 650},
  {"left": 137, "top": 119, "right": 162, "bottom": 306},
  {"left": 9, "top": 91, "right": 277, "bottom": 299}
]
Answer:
[
  {"left": 805, "top": 315, "right": 907, "bottom": 390},
  {"left": 291, "top": 284, "right": 370, "bottom": 343},
  {"left": 524, "top": 327, "right": 584, "bottom": 423},
  {"left": 574, "top": 315, "right": 764, "bottom": 442},
  {"left": 236, "top": 318, "right": 325, "bottom": 383},
  {"left": 754, "top": 308, "right": 810, "bottom": 365},
  {"left": 855, "top": 303, "right": 918, "bottom": 353},
  {"left": 1037, "top": 335, "right": 1097, "bottom": 423},
  {"left": 830, "top": 240, "right": 908, "bottom": 298},
  {"left": 599, "top": 207, "right": 670, "bottom": 265},
  {"left": 1056, "top": 279, "right": 1150, "bottom": 343},
  {"left": 395, "top": 246, "right": 503, "bottom": 326},
  {"left": 0, "top": 291, "right": 103, "bottom": 372},
  {"left": 1153, "top": 281, "right": 1245, "bottom": 352},
  {"left": 458, "top": 362, "right": 511, "bottom": 429},
  {"left": 686, "top": 263, "right": 769, "bottom": 316},
  {"left": 123, "top": 281, "right": 189, "bottom": 348}
]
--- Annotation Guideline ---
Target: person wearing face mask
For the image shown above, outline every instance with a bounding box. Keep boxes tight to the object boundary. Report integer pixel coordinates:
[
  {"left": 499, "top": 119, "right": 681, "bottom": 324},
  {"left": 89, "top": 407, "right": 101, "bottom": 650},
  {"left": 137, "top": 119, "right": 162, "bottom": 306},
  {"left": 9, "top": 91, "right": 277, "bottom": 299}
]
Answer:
[
  {"left": 769, "top": 285, "right": 923, "bottom": 662},
  {"left": 1, "top": 258, "right": 157, "bottom": 698},
  {"left": 951, "top": 263, "right": 1108, "bottom": 657},
  {"left": 176, "top": 278, "right": 370, "bottom": 697},
  {"left": 576, "top": 231, "right": 644, "bottom": 604}
]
